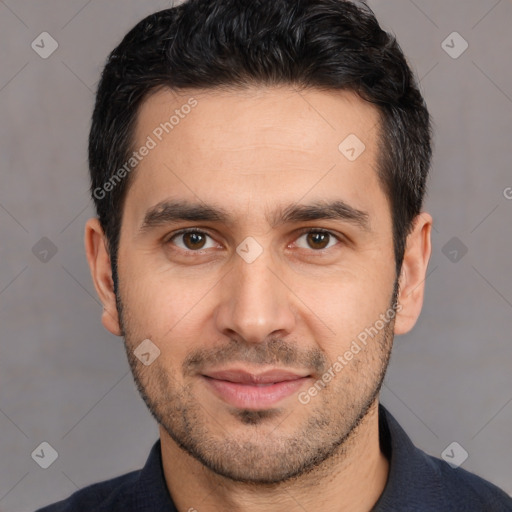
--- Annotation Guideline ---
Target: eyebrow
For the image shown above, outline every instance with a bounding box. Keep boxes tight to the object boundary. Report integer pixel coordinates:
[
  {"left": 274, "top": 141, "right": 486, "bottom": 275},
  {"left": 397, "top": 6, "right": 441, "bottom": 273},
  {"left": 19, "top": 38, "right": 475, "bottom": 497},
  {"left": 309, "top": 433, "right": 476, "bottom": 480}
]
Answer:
[{"left": 138, "top": 199, "right": 371, "bottom": 234}]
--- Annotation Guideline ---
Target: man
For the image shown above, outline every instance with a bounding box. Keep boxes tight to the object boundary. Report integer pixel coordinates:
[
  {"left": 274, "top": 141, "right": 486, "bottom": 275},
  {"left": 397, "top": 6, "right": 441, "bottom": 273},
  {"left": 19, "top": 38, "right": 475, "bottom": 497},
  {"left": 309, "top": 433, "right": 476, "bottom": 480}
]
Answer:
[{"left": 37, "top": 0, "right": 512, "bottom": 510}]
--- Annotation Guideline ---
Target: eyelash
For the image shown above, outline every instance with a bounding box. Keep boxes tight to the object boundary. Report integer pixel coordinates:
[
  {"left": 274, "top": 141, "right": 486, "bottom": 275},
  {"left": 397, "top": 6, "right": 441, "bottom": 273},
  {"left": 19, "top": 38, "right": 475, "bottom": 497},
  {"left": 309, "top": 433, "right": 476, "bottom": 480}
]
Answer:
[{"left": 164, "top": 227, "right": 343, "bottom": 254}]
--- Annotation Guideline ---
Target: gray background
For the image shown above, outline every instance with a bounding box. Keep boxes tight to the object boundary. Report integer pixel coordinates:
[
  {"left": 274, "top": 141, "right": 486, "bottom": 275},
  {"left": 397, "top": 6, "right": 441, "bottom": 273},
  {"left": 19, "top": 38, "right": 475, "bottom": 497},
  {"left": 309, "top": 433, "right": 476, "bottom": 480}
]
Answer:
[{"left": 1, "top": 0, "right": 511, "bottom": 510}]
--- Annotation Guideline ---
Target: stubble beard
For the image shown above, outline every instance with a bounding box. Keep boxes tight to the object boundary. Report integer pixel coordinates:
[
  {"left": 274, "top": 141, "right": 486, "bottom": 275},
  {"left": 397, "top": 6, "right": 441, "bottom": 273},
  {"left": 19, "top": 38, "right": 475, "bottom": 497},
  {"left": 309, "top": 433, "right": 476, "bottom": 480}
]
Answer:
[{"left": 116, "top": 287, "right": 396, "bottom": 484}]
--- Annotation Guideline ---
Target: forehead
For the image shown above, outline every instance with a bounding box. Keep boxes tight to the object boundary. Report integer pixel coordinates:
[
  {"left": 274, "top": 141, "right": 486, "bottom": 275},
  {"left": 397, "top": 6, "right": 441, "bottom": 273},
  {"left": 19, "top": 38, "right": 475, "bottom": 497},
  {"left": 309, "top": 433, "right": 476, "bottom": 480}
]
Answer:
[
  {"left": 123, "top": 85, "right": 388, "bottom": 232},
  {"left": 134, "top": 85, "right": 380, "bottom": 155}
]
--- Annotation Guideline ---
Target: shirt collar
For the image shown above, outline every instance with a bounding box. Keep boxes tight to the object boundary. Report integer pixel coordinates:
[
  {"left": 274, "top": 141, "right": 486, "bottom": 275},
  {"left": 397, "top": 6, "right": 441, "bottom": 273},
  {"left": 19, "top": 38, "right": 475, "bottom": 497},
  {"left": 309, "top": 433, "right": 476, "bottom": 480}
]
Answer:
[
  {"left": 372, "top": 403, "right": 446, "bottom": 510},
  {"left": 130, "top": 439, "right": 177, "bottom": 511}
]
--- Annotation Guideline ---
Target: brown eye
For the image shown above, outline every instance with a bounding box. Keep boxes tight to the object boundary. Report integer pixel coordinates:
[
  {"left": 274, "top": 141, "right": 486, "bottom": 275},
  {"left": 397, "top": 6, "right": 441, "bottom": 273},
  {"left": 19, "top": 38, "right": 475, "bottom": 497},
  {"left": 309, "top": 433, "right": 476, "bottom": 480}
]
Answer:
[
  {"left": 168, "top": 230, "right": 216, "bottom": 251},
  {"left": 306, "top": 232, "right": 330, "bottom": 250},
  {"left": 295, "top": 230, "right": 340, "bottom": 251},
  {"left": 182, "top": 232, "right": 207, "bottom": 250}
]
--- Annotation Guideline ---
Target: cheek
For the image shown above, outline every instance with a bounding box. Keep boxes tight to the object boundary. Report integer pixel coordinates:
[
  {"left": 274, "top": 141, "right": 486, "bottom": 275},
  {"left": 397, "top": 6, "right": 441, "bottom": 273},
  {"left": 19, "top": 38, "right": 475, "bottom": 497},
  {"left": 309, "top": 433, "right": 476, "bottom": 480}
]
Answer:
[
  {"left": 296, "top": 259, "right": 394, "bottom": 351},
  {"left": 119, "top": 259, "right": 218, "bottom": 341}
]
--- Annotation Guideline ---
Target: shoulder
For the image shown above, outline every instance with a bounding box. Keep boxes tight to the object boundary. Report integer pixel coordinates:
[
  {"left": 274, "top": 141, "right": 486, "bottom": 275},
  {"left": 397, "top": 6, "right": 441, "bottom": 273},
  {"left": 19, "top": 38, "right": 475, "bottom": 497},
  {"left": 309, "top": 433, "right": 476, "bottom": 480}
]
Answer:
[
  {"left": 34, "top": 439, "right": 174, "bottom": 511},
  {"left": 376, "top": 405, "right": 512, "bottom": 511},
  {"left": 428, "top": 454, "right": 512, "bottom": 511},
  {"left": 34, "top": 469, "right": 141, "bottom": 512}
]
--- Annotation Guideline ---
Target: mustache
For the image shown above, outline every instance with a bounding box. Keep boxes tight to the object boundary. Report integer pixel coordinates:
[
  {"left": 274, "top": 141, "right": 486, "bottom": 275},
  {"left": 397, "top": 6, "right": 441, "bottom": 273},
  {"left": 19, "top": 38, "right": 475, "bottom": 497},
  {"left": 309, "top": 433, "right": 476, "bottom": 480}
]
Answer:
[{"left": 182, "top": 337, "right": 329, "bottom": 377}]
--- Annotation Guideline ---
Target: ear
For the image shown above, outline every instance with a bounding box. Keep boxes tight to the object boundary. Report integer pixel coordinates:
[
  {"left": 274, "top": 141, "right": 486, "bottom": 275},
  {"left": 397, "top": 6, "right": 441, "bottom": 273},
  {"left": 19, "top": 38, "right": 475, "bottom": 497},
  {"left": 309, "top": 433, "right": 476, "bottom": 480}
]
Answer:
[
  {"left": 393, "top": 212, "right": 432, "bottom": 335},
  {"left": 84, "top": 218, "right": 122, "bottom": 336}
]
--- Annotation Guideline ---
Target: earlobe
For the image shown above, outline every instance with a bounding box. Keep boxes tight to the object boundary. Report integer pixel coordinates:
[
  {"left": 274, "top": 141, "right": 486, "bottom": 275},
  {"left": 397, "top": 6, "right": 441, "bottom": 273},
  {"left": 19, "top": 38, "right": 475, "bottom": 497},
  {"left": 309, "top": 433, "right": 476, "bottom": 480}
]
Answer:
[
  {"left": 393, "top": 212, "right": 432, "bottom": 336},
  {"left": 84, "top": 218, "right": 122, "bottom": 336}
]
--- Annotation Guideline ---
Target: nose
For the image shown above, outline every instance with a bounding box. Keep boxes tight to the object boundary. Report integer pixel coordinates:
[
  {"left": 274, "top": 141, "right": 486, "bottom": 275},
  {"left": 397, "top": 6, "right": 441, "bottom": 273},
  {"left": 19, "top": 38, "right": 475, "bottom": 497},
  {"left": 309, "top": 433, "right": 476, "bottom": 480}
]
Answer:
[{"left": 214, "top": 245, "right": 296, "bottom": 344}]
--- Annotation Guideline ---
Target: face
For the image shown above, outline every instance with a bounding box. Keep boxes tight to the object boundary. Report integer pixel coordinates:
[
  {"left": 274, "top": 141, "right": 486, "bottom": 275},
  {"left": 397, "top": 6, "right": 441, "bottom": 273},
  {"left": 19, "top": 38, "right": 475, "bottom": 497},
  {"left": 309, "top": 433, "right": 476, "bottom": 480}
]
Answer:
[{"left": 113, "top": 86, "right": 400, "bottom": 483}]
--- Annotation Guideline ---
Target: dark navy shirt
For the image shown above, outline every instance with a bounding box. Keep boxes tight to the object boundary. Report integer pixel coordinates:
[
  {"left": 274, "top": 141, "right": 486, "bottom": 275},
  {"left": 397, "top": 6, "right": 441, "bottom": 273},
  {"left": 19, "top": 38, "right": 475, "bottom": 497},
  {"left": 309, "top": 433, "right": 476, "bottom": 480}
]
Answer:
[{"left": 35, "top": 404, "right": 512, "bottom": 511}]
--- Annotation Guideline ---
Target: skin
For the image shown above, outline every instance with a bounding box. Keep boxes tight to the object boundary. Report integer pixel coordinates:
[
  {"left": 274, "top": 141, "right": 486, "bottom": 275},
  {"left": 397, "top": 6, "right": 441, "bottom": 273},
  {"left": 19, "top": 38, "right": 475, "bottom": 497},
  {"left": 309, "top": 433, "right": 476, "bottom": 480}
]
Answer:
[{"left": 85, "top": 86, "right": 432, "bottom": 512}]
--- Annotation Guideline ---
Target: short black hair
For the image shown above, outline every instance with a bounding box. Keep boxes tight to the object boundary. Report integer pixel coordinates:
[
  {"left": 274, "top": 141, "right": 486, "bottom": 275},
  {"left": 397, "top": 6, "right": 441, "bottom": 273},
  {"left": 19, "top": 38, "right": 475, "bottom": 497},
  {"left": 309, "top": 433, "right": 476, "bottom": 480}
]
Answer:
[{"left": 89, "top": 0, "right": 432, "bottom": 295}]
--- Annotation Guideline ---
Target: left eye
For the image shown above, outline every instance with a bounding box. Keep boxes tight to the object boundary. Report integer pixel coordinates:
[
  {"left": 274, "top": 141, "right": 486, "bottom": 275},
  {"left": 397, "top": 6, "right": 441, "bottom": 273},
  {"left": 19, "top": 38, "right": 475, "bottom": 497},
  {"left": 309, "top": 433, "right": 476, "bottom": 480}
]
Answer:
[{"left": 294, "top": 230, "right": 340, "bottom": 251}]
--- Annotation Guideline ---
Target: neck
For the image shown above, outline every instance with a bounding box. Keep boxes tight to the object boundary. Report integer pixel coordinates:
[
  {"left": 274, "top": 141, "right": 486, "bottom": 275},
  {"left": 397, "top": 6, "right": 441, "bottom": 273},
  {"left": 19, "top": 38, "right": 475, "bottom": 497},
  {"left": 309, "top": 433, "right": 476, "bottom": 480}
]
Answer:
[{"left": 160, "top": 399, "right": 389, "bottom": 512}]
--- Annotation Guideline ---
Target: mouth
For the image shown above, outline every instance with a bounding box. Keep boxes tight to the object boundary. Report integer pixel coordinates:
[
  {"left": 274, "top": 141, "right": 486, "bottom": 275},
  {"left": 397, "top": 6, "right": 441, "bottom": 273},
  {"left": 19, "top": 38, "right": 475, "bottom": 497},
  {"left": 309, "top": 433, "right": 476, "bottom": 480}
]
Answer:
[{"left": 201, "top": 368, "right": 312, "bottom": 409}]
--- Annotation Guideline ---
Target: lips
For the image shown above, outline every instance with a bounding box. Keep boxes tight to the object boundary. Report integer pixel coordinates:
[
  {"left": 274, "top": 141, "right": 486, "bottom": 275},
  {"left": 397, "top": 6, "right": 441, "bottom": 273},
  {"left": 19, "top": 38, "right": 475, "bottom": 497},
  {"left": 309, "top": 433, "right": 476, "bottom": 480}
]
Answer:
[
  {"left": 203, "top": 369, "right": 310, "bottom": 384},
  {"left": 201, "top": 368, "right": 311, "bottom": 409}
]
